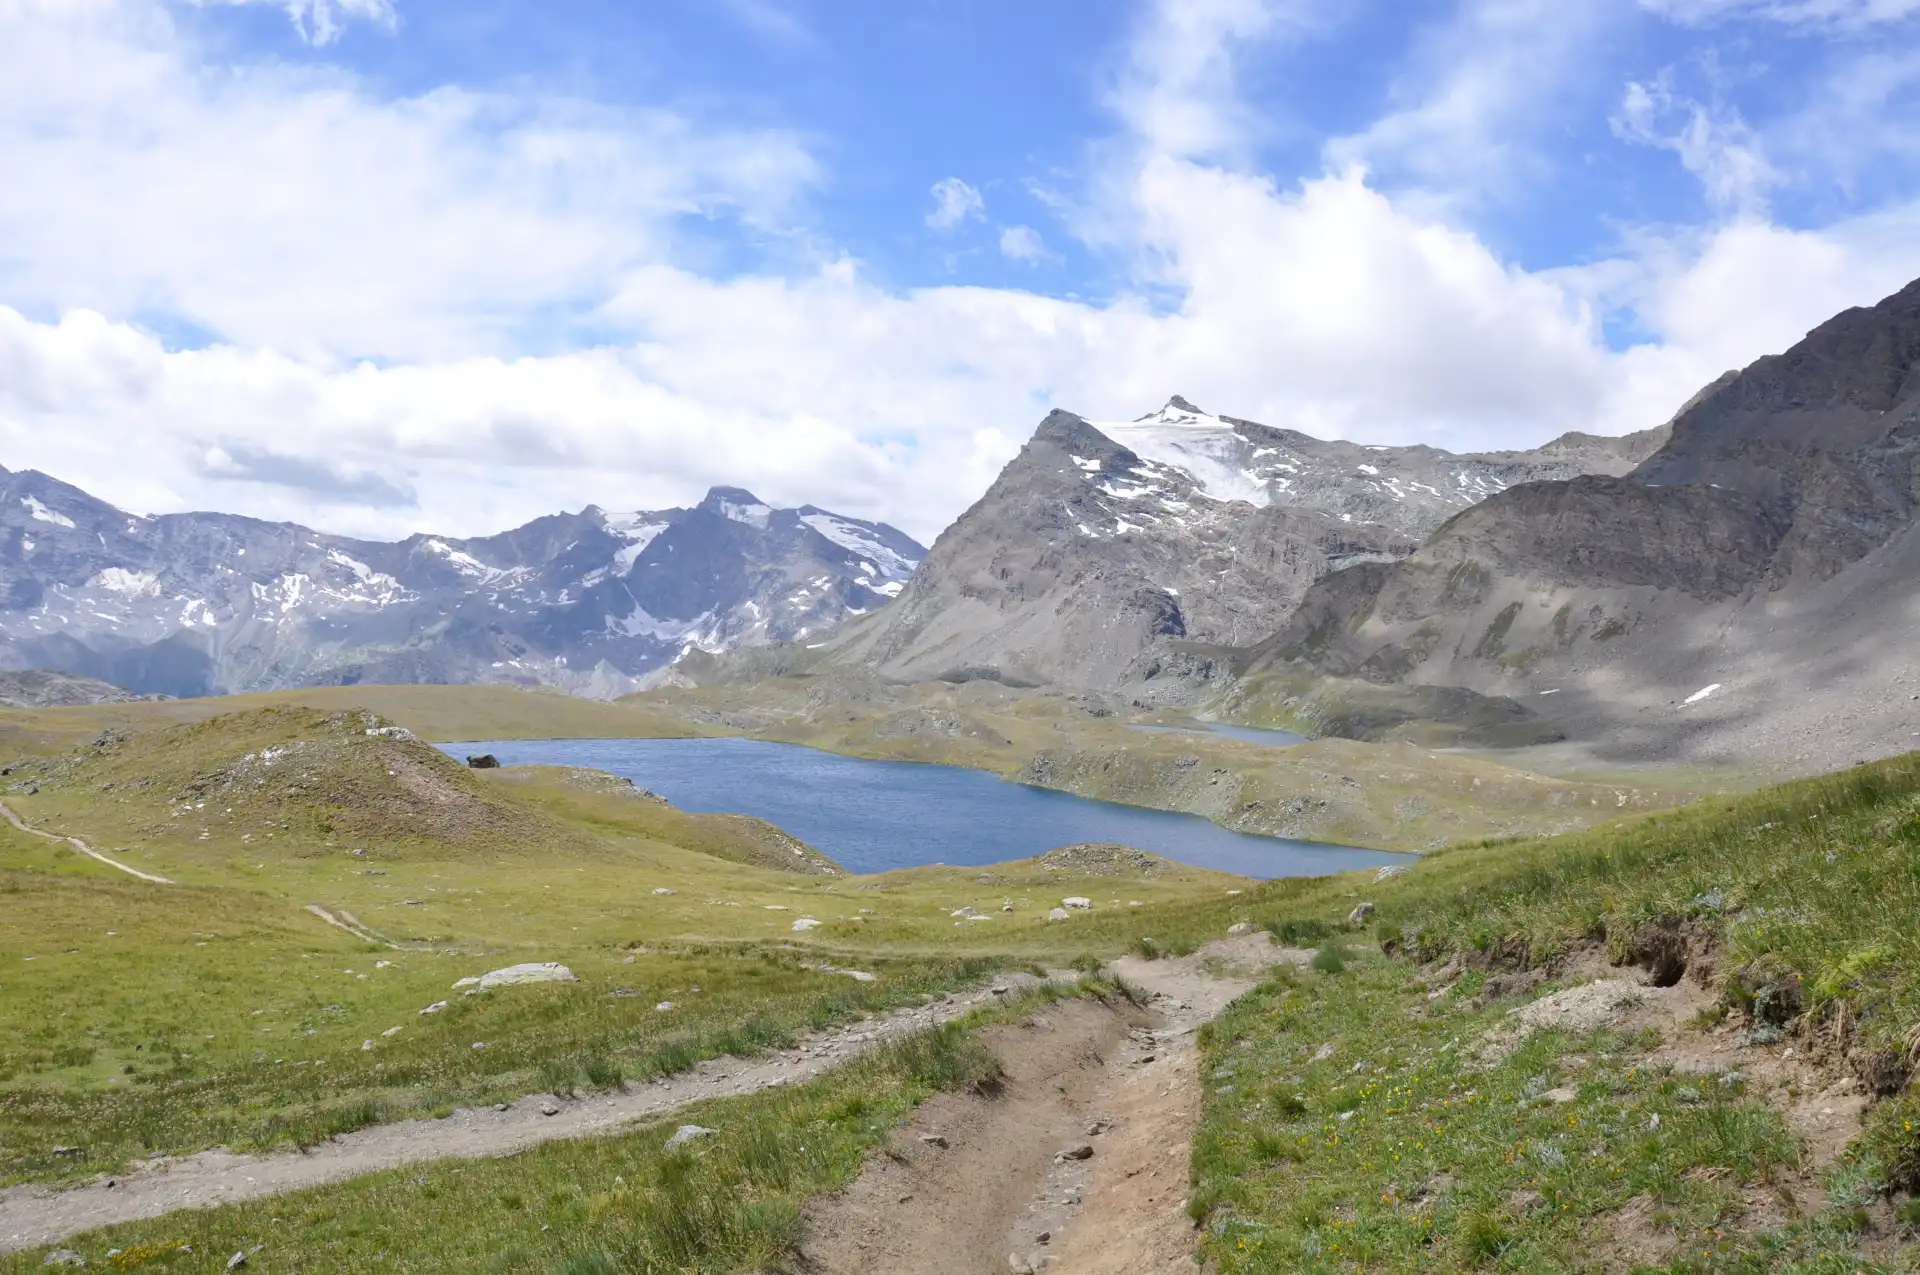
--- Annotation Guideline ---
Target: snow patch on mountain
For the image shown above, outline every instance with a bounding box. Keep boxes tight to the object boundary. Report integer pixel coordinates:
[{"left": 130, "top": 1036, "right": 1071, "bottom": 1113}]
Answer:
[
  {"left": 89, "top": 568, "right": 160, "bottom": 597},
  {"left": 21, "top": 496, "right": 74, "bottom": 528}
]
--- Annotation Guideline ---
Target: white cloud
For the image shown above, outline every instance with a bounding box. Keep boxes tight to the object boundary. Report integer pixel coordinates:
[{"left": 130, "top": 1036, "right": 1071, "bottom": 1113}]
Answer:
[
  {"left": 1326, "top": 0, "right": 1617, "bottom": 204},
  {"left": 925, "top": 178, "right": 985, "bottom": 231},
  {"left": 2, "top": 0, "right": 1920, "bottom": 555},
  {"left": 998, "top": 225, "right": 1050, "bottom": 264},
  {"left": 0, "top": 0, "right": 818, "bottom": 362},
  {"left": 191, "top": 0, "right": 397, "bottom": 45},
  {"left": 1613, "top": 77, "right": 1780, "bottom": 215}
]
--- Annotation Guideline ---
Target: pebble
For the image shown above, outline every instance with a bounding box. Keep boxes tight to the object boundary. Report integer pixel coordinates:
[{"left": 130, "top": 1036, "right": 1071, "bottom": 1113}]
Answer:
[
  {"left": 1056, "top": 1144, "right": 1094, "bottom": 1161},
  {"left": 919, "top": 1133, "right": 950, "bottom": 1149}
]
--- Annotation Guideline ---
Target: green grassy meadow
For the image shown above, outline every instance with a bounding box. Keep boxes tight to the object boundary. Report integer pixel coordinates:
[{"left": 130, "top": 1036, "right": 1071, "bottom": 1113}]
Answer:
[
  {"left": 1189, "top": 752, "right": 1920, "bottom": 1272},
  {"left": 0, "top": 702, "right": 1250, "bottom": 1189}
]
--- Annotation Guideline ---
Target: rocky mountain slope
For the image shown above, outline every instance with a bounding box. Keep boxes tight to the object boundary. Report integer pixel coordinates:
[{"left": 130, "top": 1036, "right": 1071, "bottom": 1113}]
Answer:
[
  {"left": 0, "top": 474, "right": 922, "bottom": 698},
  {"left": 811, "top": 397, "right": 1666, "bottom": 689},
  {"left": 1241, "top": 274, "right": 1920, "bottom": 766}
]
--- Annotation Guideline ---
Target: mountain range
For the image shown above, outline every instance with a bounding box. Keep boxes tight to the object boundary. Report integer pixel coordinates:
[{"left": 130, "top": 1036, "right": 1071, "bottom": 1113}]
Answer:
[
  {"left": 0, "top": 475, "right": 922, "bottom": 698},
  {"left": 807, "top": 396, "right": 1667, "bottom": 690}
]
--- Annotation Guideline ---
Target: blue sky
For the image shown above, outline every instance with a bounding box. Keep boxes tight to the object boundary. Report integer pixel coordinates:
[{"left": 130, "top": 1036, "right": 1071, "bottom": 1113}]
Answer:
[{"left": 0, "top": 0, "right": 1917, "bottom": 542}]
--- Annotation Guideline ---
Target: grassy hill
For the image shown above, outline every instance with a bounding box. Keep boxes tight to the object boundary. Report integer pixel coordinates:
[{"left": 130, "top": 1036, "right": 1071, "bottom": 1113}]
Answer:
[
  {"left": 1188, "top": 753, "right": 1920, "bottom": 1272},
  {"left": 0, "top": 703, "right": 1250, "bottom": 1188}
]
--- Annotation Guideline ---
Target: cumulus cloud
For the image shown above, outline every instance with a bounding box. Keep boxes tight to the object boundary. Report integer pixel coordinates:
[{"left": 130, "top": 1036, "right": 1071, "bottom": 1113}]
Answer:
[
  {"left": 925, "top": 178, "right": 985, "bottom": 231},
  {"left": 0, "top": 0, "right": 819, "bottom": 362},
  {"left": 1, "top": 0, "right": 1919, "bottom": 551}
]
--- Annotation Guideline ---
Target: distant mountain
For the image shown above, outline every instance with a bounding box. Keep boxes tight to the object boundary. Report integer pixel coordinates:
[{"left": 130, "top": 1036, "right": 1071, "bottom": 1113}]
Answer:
[
  {"left": 1241, "top": 274, "right": 1920, "bottom": 766},
  {"left": 0, "top": 668, "right": 150, "bottom": 707},
  {"left": 0, "top": 474, "right": 923, "bottom": 698},
  {"left": 808, "top": 397, "right": 1667, "bottom": 689}
]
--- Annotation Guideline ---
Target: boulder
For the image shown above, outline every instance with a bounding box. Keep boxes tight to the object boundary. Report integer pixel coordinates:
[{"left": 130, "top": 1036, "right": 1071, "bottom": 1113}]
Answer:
[
  {"left": 453, "top": 962, "right": 577, "bottom": 992},
  {"left": 465, "top": 753, "right": 501, "bottom": 769},
  {"left": 665, "top": 1124, "right": 715, "bottom": 1149}
]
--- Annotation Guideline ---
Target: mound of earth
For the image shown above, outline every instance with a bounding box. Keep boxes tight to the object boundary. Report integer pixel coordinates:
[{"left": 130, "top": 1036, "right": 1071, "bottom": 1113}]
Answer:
[
  {"left": 19, "top": 705, "right": 545, "bottom": 847},
  {"left": 1037, "top": 843, "right": 1171, "bottom": 876}
]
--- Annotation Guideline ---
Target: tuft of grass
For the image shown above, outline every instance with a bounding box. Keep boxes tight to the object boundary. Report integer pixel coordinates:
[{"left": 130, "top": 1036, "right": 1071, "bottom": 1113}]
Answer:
[{"left": 1309, "top": 944, "right": 1349, "bottom": 975}]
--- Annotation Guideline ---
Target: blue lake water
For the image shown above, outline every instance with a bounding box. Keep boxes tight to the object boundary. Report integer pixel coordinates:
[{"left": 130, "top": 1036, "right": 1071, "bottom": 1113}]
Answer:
[
  {"left": 442, "top": 736, "right": 1410, "bottom": 880},
  {"left": 1128, "top": 721, "right": 1310, "bottom": 747}
]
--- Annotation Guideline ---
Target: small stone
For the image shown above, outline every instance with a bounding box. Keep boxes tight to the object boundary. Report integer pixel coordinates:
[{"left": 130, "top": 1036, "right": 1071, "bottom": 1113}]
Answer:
[
  {"left": 1086, "top": 1120, "right": 1111, "bottom": 1136},
  {"left": 1036, "top": 1230, "right": 1051, "bottom": 1244},
  {"left": 418, "top": 1001, "right": 448, "bottom": 1015},
  {"left": 361, "top": 1040, "right": 374, "bottom": 1051},
  {"left": 50, "top": 1145, "right": 82, "bottom": 1157},
  {"left": 1544, "top": 1086, "right": 1577, "bottom": 1104},
  {"left": 791, "top": 918, "right": 821, "bottom": 932},
  {"left": 1347, "top": 902, "right": 1375, "bottom": 925},
  {"left": 382, "top": 1025, "right": 402, "bottom": 1037},
  {"left": 540, "top": 1100, "right": 560, "bottom": 1117},
  {"left": 1048, "top": 907, "right": 1070, "bottom": 922},
  {"left": 918, "top": 1133, "right": 949, "bottom": 1148},
  {"left": 43, "top": 1251, "right": 86, "bottom": 1267},
  {"left": 655, "top": 1002, "right": 675, "bottom": 1012},
  {"left": 665, "top": 1124, "right": 716, "bottom": 1148},
  {"left": 1227, "top": 922, "right": 1252, "bottom": 936},
  {"left": 494, "top": 1103, "right": 509, "bottom": 1112},
  {"left": 1057, "top": 1143, "right": 1094, "bottom": 1161},
  {"left": 1061, "top": 896, "right": 1093, "bottom": 910},
  {"left": 652, "top": 888, "right": 676, "bottom": 896},
  {"left": 991, "top": 984, "right": 1010, "bottom": 995},
  {"left": 226, "top": 1252, "right": 248, "bottom": 1271},
  {"left": 1310, "top": 1043, "right": 1336, "bottom": 1062}
]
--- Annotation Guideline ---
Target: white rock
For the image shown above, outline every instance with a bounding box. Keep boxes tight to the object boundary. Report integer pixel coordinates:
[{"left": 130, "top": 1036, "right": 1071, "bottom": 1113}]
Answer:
[
  {"left": 381, "top": 1025, "right": 402, "bottom": 1037},
  {"left": 1048, "top": 907, "right": 1070, "bottom": 921},
  {"left": 418, "top": 1001, "right": 449, "bottom": 1015},
  {"left": 792, "top": 918, "right": 821, "bottom": 932},
  {"left": 655, "top": 1002, "right": 675, "bottom": 1012},
  {"left": 1062, "top": 897, "right": 1093, "bottom": 910},
  {"left": 455, "top": 962, "right": 577, "bottom": 991},
  {"left": 665, "top": 1124, "right": 716, "bottom": 1148},
  {"left": 1227, "top": 922, "right": 1253, "bottom": 936},
  {"left": 652, "top": 887, "right": 677, "bottom": 896}
]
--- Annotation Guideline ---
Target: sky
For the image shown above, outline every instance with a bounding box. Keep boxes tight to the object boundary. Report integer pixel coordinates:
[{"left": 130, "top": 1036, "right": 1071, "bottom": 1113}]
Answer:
[{"left": 2, "top": 0, "right": 1919, "bottom": 545}]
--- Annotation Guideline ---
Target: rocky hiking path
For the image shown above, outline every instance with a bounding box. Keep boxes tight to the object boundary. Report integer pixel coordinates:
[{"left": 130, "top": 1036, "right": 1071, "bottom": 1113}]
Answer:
[
  {"left": 802, "top": 933, "right": 1306, "bottom": 1275},
  {"left": 0, "top": 799, "right": 173, "bottom": 884},
  {"left": 0, "top": 974, "right": 1055, "bottom": 1254}
]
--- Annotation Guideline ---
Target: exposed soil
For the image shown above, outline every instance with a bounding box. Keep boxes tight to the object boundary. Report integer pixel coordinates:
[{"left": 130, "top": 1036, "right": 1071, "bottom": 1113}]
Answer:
[
  {"left": 0, "top": 974, "right": 1049, "bottom": 1255},
  {"left": 802, "top": 933, "right": 1306, "bottom": 1275}
]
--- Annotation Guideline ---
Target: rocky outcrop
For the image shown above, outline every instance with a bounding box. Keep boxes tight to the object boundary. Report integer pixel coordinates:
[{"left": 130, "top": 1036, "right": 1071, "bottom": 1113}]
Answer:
[{"left": 1234, "top": 274, "right": 1920, "bottom": 766}]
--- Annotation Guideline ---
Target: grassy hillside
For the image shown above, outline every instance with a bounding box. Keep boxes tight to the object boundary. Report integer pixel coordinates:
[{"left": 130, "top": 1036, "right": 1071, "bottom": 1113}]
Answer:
[
  {"left": 1189, "top": 753, "right": 1920, "bottom": 1271},
  {"left": 0, "top": 703, "right": 1251, "bottom": 1187}
]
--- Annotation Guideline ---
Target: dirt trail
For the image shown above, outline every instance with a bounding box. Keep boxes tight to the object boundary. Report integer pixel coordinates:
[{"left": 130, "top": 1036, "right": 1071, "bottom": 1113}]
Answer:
[
  {"left": 0, "top": 799, "right": 173, "bottom": 884},
  {"left": 803, "top": 933, "right": 1303, "bottom": 1275},
  {"left": 0, "top": 975, "right": 1049, "bottom": 1255},
  {"left": 302, "top": 904, "right": 401, "bottom": 949}
]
